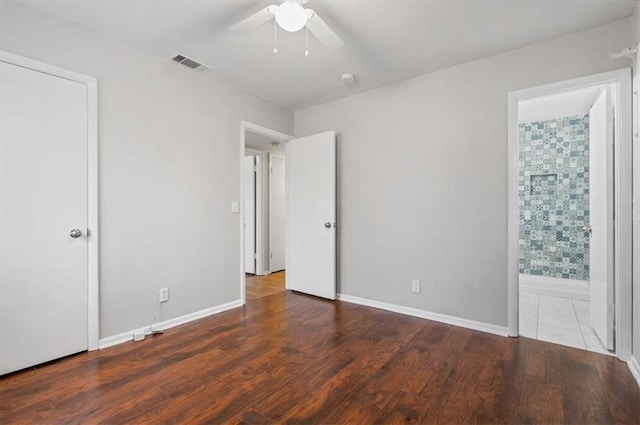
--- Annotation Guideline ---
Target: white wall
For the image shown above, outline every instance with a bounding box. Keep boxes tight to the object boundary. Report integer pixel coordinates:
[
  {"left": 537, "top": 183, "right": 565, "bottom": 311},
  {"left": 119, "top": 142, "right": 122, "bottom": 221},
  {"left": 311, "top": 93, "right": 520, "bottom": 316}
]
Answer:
[
  {"left": 295, "top": 19, "right": 632, "bottom": 327},
  {"left": 0, "top": 3, "right": 293, "bottom": 339}
]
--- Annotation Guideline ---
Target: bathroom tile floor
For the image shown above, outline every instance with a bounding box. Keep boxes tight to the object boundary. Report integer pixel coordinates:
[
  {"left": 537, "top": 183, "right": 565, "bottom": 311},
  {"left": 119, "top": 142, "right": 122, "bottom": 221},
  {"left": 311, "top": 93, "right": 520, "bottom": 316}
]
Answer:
[{"left": 519, "top": 293, "right": 610, "bottom": 354}]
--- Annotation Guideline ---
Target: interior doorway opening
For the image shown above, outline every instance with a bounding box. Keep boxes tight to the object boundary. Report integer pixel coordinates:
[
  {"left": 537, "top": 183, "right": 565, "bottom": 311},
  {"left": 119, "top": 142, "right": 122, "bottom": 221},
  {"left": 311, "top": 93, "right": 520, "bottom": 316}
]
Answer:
[
  {"left": 507, "top": 69, "right": 633, "bottom": 360},
  {"left": 240, "top": 122, "right": 291, "bottom": 302},
  {"left": 517, "top": 84, "right": 614, "bottom": 354}
]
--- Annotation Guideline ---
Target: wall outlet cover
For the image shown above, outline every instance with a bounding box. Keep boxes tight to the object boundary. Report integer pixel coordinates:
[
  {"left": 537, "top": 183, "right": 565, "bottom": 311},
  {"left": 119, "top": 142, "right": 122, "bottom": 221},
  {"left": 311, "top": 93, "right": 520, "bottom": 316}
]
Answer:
[
  {"left": 411, "top": 279, "right": 421, "bottom": 294},
  {"left": 159, "top": 288, "right": 169, "bottom": 303}
]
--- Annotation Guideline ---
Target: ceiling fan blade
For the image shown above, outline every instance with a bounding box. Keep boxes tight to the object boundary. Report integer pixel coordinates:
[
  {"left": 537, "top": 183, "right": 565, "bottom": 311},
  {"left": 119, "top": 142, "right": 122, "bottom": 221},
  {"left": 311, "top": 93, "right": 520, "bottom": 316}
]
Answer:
[
  {"left": 230, "top": 5, "right": 277, "bottom": 34},
  {"left": 305, "top": 9, "right": 344, "bottom": 50}
]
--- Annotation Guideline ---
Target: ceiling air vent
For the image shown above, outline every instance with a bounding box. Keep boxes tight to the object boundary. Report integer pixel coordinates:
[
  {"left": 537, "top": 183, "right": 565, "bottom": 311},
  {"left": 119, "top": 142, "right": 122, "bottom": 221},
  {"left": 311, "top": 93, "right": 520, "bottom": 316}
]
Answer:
[{"left": 171, "top": 54, "right": 211, "bottom": 72}]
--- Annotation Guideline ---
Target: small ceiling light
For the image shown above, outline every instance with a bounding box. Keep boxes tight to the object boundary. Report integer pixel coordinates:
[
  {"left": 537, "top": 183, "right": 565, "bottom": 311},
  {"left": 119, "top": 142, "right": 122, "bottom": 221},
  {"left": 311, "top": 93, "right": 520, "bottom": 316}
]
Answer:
[
  {"left": 271, "top": 141, "right": 281, "bottom": 147},
  {"left": 275, "top": 2, "right": 308, "bottom": 32}
]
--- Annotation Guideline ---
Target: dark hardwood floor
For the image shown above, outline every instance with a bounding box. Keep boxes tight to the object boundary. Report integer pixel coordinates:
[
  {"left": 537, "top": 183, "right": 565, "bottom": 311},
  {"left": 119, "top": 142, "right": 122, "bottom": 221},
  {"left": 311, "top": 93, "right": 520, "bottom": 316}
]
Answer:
[
  {"left": 1, "top": 283, "right": 639, "bottom": 424},
  {"left": 246, "top": 271, "right": 285, "bottom": 301}
]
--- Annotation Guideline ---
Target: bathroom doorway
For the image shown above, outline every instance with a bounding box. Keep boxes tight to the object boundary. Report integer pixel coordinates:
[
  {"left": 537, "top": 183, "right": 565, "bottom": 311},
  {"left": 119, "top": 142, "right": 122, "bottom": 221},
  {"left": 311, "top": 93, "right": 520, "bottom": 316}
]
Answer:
[{"left": 507, "top": 69, "right": 633, "bottom": 359}]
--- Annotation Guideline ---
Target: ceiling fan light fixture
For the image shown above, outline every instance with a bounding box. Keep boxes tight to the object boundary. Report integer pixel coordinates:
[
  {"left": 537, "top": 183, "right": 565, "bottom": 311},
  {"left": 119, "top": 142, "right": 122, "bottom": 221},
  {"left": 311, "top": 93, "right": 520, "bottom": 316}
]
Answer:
[{"left": 275, "top": 2, "right": 308, "bottom": 32}]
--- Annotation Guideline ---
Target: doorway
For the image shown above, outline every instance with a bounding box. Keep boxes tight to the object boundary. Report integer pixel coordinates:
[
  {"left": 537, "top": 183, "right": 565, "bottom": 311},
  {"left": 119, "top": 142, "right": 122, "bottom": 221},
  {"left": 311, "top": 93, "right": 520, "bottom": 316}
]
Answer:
[
  {"left": 241, "top": 123, "right": 291, "bottom": 302},
  {"left": 0, "top": 51, "right": 99, "bottom": 375},
  {"left": 507, "top": 69, "right": 633, "bottom": 360},
  {"left": 239, "top": 122, "right": 338, "bottom": 304}
]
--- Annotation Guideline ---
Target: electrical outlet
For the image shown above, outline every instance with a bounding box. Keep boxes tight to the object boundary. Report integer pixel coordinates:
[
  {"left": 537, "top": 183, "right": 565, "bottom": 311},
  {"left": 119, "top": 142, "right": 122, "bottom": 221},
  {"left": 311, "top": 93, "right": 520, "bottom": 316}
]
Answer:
[
  {"left": 159, "top": 288, "right": 169, "bottom": 303},
  {"left": 411, "top": 279, "right": 421, "bottom": 294}
]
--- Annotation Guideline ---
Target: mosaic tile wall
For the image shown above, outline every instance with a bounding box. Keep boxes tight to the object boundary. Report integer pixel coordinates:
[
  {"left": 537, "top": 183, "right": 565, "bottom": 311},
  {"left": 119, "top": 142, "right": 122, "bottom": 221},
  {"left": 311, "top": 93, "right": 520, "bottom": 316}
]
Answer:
[{"left": 518, "top": 114, "right": 590, "bottom": 281}]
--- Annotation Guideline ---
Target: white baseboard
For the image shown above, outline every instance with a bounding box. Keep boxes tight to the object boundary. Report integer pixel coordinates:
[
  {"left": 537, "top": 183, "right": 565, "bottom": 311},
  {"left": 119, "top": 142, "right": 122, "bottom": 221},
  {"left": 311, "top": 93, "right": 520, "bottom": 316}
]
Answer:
[
  {"left": 519, "top": 274, "right": 589, "bottom": 301},
  {"left": 337, "top": 293, "right": 508, "bottom": 337},
  {"left": 629, "top": 356, "right": 640, "bottom": 389},
  {"left": 98, "top": 299, "right": 243, "bottom": 349}
]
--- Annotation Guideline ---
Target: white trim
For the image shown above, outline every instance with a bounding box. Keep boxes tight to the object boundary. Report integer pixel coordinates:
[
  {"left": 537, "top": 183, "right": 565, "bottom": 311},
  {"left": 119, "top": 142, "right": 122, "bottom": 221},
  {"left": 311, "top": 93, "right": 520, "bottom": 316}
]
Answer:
[
  {"left": 337, "top": 293, "right": 508, "bottom": 337},
  {"left": 507, "top": 68, "right": 633, "bottom": 361},
  {"left": 245, "top": 147, "right": 271, "bottom": 276},
  {"left": 634, "top": 41, "right": 640, "bottom": 378},
  {"left": 255, "top": 155, "right": 263, "bottom": 276},
  {"left": 240, "top": 121, "right": 293, "bottom": 304},
  {"left": 269, "top": 152, "right": 286, "bottom": 273},
  {"left": 519, "top": 274, "right": 589, "bottom": 301},
  {"left": 0, "top": 50, "right": 100, "bottom": 351},
  {"left": 98, "top": 299, "right": 242, "bottom": 349},
  {"left": 244, "top": 153, "right": 264, "bottom": 275},
  {"left": 628, "top": 356, "right": 640, "bottom": 389}
]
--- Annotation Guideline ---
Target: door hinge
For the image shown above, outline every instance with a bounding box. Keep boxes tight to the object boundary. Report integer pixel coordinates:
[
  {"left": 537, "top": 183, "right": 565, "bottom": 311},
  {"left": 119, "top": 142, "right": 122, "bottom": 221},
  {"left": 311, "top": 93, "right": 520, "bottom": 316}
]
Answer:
[
  {"left": 254, "top": 252, "right": 257, "bottom": 260},
  {"left": 270, "top": 252, "right": 273, "bottom": 258}
]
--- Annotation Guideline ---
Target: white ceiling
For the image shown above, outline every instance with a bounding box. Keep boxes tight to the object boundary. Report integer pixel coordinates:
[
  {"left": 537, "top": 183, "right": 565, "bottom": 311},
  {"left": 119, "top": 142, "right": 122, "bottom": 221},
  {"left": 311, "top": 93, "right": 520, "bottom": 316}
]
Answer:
[
  {"left": 246, "top": 129, "right": 286, "bottom": 152},
  {"left": 22, "top": 0, "right": 635, "bottom": 110},
  {"left": 519, "top": 85, "right": 607, "bottom": 123}
]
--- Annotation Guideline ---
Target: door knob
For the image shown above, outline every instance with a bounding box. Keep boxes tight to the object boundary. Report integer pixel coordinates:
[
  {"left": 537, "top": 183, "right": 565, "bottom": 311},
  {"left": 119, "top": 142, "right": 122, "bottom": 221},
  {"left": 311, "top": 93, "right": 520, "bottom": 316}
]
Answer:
[
  {"left": 69, "top": 229, "right": 82, "bottom": 238},
  {"left": 324, "top": 222, "right": 332, "bottom": 229},
  {"left": 582, "top": 225, "right": 592, "bottom": 234}
]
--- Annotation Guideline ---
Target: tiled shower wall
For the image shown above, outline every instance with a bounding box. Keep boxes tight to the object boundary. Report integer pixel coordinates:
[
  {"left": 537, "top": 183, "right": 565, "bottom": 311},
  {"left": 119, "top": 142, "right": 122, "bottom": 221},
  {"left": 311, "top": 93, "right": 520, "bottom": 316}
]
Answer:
[{"left": 518, "top": 115, "right": 590, "bottom": 281}]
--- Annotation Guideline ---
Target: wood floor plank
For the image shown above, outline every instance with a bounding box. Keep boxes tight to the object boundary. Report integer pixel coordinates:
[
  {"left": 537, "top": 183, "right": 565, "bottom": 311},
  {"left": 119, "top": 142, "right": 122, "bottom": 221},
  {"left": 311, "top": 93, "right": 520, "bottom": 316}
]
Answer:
[
  {"left": 594, "top": 355, "right": 640, "bottom": 424},
  {"left": 1, "top": 273, "right": 638, "bottom": 424},
  {"left": 518, "top": 375, "right": 565, "bottom": 425},
  {"left": 246, "top": 271, "right": 286, "bottom": 301},
  {"left": 559, "top": 347, "right": 616, "bottom": 425}
]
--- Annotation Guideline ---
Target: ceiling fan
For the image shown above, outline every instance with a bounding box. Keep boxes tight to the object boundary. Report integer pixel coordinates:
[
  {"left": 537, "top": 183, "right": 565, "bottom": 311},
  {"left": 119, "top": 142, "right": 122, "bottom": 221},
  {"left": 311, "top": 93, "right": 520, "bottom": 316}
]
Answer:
[{"left": 230, "top": 0, "right": 344, "bottom": 54}]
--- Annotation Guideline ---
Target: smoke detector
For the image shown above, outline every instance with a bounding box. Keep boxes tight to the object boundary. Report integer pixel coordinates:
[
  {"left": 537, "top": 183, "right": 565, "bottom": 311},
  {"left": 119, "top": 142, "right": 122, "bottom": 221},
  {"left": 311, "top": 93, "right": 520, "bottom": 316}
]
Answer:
[{"left": 341, "top": 73, "right": 356, "bottom": 87}]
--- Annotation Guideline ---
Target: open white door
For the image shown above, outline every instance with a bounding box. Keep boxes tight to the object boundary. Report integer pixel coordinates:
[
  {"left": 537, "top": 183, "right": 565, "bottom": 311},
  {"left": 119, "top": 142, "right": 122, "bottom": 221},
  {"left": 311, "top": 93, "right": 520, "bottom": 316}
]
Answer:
[
  {"left": 269, "top": 154, "right": 286, "bottom": 272},
  {"left": 588, "top": 87, "right": 614, "bottom": 350},
  {"left": 244, "top": 155, "right": 256, "bottom": 274},
  {"left": 286, "top": 131, "right": 336, "bottom": 299}
]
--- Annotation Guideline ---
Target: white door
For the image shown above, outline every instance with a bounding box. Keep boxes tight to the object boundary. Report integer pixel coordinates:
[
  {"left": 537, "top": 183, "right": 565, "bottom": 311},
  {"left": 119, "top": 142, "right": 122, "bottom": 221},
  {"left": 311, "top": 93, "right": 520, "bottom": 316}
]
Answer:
[
  {"left": 269, "top": 154, "right": 286, "bottom": 272},
  {"left": 286, "top": 131, "right": 336, "bottom": 299},
  {"left": 1, "top": 61, "right": 89, "bottom": 375},
  {"left": 244, "top": 155, "right": 256, "bottom": 274},
  {"left": 588, "top": 87, "right": 615, "bottom": 350}
]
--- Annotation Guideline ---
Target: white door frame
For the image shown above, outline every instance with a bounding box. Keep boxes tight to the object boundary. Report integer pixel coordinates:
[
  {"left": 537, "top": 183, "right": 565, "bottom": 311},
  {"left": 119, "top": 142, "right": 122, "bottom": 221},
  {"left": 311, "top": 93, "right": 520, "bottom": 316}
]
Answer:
[
  {"left": 243, "top": 154, "right": 258, "bottom": 274},
  {"left": 245, "top": 148, "right": 267, "bottom": 277},
  {"left": 1, "top": 50, "right": 100, "bottom": 351},
  {"left": 507, "top": 68, "right": 633, "bottom": 361},
  {"left": 269, "top": 152, "right": 286, "bottom": 273},
  {"left": 239, "top": 121, "right": 292, "bottom": 304}
]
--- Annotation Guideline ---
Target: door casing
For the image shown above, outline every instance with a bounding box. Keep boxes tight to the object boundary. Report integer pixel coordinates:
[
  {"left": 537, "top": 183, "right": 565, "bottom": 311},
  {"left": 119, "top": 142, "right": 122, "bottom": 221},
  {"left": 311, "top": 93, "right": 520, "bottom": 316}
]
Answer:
[
  {"left": 269, "top": 153, "right": 286, "bottom": 272},
  {"left": 0, "top": 50, "right": 99, "bottom": 351},
  {"left": 244, "top": 155, "right": 257, "bottom": 274}
]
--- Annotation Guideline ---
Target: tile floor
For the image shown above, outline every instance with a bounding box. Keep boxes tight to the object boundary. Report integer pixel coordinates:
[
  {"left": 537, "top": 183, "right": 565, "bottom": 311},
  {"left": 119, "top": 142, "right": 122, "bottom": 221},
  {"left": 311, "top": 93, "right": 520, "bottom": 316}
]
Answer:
[{"left": 519, "top": 293, "right": 610, "bottom": 354}]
